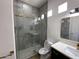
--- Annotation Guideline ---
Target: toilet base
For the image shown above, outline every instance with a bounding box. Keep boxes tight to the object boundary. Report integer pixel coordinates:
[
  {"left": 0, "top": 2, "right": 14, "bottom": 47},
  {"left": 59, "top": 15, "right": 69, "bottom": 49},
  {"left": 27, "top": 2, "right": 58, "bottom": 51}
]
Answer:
[
  {"left": 40, "top": 55, "right": 46, "bottom": 59},
  {"left": 40, "top": 52, "right": 51, "bottom": 59}
]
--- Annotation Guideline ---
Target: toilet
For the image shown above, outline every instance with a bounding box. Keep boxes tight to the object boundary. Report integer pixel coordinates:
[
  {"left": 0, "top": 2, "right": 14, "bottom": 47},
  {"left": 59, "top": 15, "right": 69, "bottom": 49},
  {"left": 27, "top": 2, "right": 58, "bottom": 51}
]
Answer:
[{"left": 39, "top": 40, "right": 52, "bottom": 59}]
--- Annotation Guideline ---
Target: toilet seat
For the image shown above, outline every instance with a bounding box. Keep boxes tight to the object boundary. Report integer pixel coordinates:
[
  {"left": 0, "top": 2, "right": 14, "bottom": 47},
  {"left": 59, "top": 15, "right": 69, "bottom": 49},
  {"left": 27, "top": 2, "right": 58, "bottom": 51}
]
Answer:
[{"left": 39, "top": 48, "right": 49, "bottom": 55}]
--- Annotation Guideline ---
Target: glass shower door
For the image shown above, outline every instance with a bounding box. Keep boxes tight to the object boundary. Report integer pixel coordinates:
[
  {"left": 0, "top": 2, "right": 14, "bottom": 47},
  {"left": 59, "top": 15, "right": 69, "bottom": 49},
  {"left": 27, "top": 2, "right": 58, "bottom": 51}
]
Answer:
[
  {"left": 14, "top": 0, "right": 47, "bottom": 59},
  {"left": 14, "top": 2, "right": 41, "bottom": 59},
  {"left": 14, "top": 16, "right": 42, "bottom": 59}
]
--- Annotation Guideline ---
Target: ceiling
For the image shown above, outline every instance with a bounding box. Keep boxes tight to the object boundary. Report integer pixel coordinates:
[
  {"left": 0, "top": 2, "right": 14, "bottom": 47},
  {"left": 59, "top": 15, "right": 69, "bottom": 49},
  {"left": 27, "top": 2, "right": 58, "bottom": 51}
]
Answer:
[{"left": 20, "top": 0, "right": 47, "bottom": 8}]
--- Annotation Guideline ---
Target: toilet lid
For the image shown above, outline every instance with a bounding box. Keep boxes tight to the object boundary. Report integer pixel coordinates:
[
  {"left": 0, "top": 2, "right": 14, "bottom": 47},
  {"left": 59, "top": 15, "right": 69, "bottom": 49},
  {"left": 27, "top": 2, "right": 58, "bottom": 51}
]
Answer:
[{"left": 39, "top": 48, "right": 49, "bottom": 55}]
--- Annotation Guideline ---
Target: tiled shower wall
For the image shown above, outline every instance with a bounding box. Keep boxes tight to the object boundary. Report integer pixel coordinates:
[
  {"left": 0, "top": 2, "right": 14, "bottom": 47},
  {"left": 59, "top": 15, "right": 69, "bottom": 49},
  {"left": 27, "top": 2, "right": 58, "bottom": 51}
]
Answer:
[
  {"left": 15, "top": 16, "right": 33, "bottom": 50},
  {"left": 14, "top": 1, "right": 47, "bottom": 51},
  {"left": 14, "top": 1, "right": 41, "bottom": 51}
]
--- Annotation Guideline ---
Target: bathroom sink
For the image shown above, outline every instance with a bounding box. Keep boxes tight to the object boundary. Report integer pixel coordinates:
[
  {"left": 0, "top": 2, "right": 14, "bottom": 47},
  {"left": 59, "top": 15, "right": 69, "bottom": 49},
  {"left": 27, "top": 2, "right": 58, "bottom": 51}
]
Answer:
[
  {"left": 65, "top": 47, "right": 79, "bottom": 58},
  {"left": 51, "top": 42, "right": 79, "bottom": 59}
]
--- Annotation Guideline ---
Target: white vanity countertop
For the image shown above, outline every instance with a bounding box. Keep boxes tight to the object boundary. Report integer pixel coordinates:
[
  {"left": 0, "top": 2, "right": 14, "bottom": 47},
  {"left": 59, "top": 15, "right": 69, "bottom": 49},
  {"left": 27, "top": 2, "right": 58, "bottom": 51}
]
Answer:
[{"left": 51, "top": 41, "right": 79, "bottom": 59}]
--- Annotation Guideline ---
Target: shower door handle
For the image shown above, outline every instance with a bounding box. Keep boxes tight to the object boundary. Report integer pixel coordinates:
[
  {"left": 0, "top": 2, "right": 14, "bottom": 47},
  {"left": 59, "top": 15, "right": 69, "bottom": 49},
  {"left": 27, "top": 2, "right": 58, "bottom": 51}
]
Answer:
[{"left": 0, "top": 51, "right": 14, "bottom": 59}]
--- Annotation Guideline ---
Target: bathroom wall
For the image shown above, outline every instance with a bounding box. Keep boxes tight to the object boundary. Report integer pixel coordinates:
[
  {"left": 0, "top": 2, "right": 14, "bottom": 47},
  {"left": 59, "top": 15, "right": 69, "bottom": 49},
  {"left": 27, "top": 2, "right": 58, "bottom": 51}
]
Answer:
[
  {"left": 14, "top": 1, "right": 40, "bottom": 51},
  {"left": 0, "top": 0, "right": 15, "bottom": 59},
  {"left": 48, "top": 0, "right": 79, "bottom": 45}
]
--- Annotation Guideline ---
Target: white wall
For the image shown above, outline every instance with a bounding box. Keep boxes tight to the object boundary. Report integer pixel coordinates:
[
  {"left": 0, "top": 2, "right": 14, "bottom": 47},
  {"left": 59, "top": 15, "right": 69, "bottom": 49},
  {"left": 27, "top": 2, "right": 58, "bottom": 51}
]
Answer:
[
  {"left": 48, "top": 0, "right": 79, "bottom": 45},
  {"left": 0, "top": 0, "right": 15, "bottom": 59}
]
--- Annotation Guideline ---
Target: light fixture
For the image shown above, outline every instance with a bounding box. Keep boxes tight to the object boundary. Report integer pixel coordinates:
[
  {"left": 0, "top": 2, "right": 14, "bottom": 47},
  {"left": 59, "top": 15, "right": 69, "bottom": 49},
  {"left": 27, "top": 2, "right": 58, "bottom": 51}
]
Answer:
[
  {"left": 23, "top": 4, "right": 26, "bottom": 8},
  {"left": 38, "top": 17, "right": 41, "bottom": 20},
  {"left": 70, "top": 9, "right": 75, "bottom": 13},
  {"left": 69, "top": 13, "right": 79, "bottom": 17},
  {"left": 58, "top": 2, "right": 68, "bottom": 13},
  {"left": 47, "top": 9, "right": 53, "bottom": 18},
  {"left": 70, "top": 8, "right": 79, "bottom": 14},
  {"left": 34, "top": 18, "right": 38, "bottom": 24},
  {"left": 41, "top": 14, "right": 44, "bottom": 19},
  {"left": 34, "top": 18, "right": 37, "bottom": 22},
  {"left": 23, "top": 4, "right": 29, "bottom": 9}
]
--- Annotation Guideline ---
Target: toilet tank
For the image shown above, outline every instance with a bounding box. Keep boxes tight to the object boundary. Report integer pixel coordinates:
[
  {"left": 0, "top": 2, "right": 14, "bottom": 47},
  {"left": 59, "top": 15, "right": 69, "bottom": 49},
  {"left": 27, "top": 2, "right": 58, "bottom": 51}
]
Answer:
[{"left": 44, "top": 40, "right": 50, "bottom": 49}]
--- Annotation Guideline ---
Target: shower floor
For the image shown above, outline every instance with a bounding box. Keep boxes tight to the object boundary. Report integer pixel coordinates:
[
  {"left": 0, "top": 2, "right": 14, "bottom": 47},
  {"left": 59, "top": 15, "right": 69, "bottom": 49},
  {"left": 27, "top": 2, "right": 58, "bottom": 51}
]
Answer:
[{"left": 17, "top": 44, "right": 42, "bottom": 59}]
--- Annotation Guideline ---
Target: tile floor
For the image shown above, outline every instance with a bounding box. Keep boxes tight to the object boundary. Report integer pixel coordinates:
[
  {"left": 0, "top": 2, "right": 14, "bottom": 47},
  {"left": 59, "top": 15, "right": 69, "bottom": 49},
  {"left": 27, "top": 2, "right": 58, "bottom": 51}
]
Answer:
[
  {"left": 29, "top": 53, "right": 51, "bottom": 59},
  {"left": 28, "top": 54, "right": 40, "bottom": 59}
]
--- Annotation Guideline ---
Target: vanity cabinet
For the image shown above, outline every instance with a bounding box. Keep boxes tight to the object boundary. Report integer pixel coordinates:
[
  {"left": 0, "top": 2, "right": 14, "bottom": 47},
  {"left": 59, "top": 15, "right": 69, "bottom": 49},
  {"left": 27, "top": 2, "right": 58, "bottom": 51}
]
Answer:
[{"left": 51, "top": 48, "right": 70, "bottom": 59}]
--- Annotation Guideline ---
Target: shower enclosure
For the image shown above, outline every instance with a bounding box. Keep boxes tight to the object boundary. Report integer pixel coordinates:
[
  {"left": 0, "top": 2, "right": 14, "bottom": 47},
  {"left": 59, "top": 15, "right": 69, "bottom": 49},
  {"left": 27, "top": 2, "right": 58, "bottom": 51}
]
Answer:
[{"left": 14, "top": 0, "right": 47, "bottom": 59}]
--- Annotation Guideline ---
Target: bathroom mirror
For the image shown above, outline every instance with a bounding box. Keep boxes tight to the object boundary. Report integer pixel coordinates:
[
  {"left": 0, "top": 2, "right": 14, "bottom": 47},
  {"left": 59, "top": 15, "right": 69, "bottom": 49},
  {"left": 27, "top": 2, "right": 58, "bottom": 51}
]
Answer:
[{"left": 61, "top": 8, "right": 79, "bottom": 42}]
